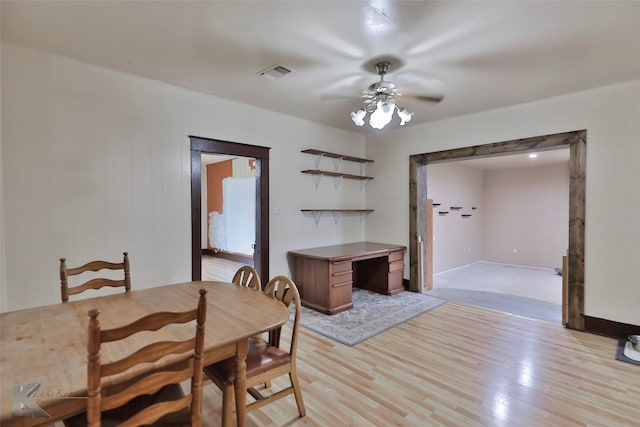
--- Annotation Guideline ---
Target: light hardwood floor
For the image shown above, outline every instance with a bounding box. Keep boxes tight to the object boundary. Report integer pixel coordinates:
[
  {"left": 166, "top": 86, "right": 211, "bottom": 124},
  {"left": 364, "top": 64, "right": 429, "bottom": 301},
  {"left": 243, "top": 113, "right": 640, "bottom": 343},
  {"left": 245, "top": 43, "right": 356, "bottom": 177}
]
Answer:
[
  {"left": 202, "top": 255, "right": 249, "bottom": 282},
  {"left": 56, "top": 258, "right": 639, "bottom": 426},
  {"left": 197, "top": 302, "right": 639, "bottom": 427},
  {"left": 197, "top": 259, "right": 639, "bottom": 426}
]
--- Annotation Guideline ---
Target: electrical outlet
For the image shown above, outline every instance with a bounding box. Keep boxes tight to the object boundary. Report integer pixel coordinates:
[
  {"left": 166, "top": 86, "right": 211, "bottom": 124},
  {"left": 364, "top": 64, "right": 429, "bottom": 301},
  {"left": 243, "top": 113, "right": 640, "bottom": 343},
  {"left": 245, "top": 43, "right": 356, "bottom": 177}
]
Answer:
[{"left": 512, "top": 248, "right": 517, "bottom": 254}]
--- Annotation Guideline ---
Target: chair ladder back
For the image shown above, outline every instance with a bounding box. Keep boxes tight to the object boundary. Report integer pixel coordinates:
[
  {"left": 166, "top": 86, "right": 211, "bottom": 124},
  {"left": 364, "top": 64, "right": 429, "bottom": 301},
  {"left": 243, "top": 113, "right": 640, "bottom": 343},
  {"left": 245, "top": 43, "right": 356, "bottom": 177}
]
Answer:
[
  {"left": 60, "top": 252, "right": 131, "bottom": 302},
  {"left": 86, "top": 288, "right": 207, "bottom": 427}
]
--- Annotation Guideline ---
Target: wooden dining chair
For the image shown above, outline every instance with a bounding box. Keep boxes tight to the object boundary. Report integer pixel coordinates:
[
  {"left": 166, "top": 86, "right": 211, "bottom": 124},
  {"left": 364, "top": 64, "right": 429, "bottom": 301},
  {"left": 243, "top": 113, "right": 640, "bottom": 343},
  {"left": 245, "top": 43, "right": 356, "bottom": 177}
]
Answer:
[
  {"left": 204, "top": 276, "right": 305, "bottom": 427},
  {"left": 65, "top": 288, "right": 209, "bottom": 427},
  {"left": 60, "top": 252, "right": 131, "bottom": 302},
  {"left": 231, "top": 265, "right": 261, "bottom": 291}
]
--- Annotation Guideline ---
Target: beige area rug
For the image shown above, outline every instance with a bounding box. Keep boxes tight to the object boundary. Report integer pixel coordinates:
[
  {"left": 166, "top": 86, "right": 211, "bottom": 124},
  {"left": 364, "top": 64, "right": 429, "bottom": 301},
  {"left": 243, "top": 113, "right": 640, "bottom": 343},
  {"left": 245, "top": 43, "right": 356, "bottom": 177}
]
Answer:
[{"left": 294, "top": 288, "right": 446, "bottom": 346}]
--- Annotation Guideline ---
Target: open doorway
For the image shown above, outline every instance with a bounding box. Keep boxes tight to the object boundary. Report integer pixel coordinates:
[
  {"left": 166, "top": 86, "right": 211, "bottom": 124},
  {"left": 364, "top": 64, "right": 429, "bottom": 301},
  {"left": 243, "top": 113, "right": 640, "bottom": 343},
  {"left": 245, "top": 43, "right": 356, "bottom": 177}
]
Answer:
[
  {"left": 425, "top": 150, "right": 568, "bottom": 324},
  {"left": 202, "top": 154, "right": 257, "bottom": 265},
  {"left": 409, "top": 130, "right": 586, "bottom": 330},
  {"left": 190, "top": 136, "right": 270, "bottom": 282}
]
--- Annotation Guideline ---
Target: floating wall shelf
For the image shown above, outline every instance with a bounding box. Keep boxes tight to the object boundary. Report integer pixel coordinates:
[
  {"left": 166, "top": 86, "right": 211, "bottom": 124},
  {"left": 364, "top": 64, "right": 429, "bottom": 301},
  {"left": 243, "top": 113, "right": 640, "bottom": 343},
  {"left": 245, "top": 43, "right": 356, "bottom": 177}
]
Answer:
[
  {"left": 462, "top": 214, "right": 472, "bottom": 218},
  {"left": 301, "top": 148, "right": 373, "bottom": 191},
  {"left": 302, "top": 149, "right": 373, "bottom": 189},
  {"left": 301, "top": 149, "right": 374, "bottom": 164},
  {"left": 301, "top": 169, "right": 373, "bottom": 190},
  {"left": 300, "top": 170, "right": 373, "bottom": 180},
  {"left": 301, "top": 149, "right": 374, "bottom": 221},
  {"left": 438, "top": 211, "right": 450, "bottom": 215},
  {"left": 301, "top": 209, "right": 374, "bottom": 226},
  {"left": 450, "top": 206, "right": 462, "bottom": 210}
]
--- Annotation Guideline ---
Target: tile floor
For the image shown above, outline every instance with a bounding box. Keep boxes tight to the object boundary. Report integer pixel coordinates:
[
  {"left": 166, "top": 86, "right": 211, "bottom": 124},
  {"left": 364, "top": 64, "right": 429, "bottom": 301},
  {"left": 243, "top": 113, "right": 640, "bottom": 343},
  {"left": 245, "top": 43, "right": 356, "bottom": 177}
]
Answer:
[
  {"left": 429, "top": 261, "right": 563, "bottom": 323},
  {"left": 433, "top": 261, "right": 561, "bottom": 304}
]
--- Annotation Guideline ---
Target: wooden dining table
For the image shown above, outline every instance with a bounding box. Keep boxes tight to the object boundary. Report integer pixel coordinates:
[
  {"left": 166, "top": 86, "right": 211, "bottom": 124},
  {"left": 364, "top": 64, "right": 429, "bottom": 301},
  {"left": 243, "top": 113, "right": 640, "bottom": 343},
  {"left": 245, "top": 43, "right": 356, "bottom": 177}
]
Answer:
[{"left": 0, "top": 281, "right": 289, "bottom": 427}]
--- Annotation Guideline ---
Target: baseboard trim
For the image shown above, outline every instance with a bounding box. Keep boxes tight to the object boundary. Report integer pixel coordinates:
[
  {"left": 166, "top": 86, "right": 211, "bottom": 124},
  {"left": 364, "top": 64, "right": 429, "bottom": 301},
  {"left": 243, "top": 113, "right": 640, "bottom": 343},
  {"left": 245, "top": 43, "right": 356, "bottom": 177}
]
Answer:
[
  {"left": 583, "top": 315, "right": 639, "bottom": 339},
  {"left": 202, "top": 249, "right": 254, "bottom": 265}
]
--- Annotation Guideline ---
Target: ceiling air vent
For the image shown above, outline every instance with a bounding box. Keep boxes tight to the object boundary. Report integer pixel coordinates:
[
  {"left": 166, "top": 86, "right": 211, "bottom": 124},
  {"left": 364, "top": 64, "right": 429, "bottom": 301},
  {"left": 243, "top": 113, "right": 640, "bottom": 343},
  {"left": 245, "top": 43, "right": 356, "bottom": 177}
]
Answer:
[{"left": 257, "top": 64, "right": 292, "bottom": 80}]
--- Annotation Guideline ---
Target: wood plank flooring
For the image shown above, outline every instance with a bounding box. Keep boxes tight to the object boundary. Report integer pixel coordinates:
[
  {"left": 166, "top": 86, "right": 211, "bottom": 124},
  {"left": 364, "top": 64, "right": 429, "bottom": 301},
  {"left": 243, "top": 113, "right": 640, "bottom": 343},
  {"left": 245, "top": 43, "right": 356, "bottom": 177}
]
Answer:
[
  {"left": 203, "top": 258, "right": 640, "bottom": 426},
  {"left": 201, "top": 255, "right": 248, "bottom": 282},
  {"left": 211, "top": 305, "right": 638, "bottom": 426},
  {"left": 56, "top": 258, "right": 639, "bottom": 426}
]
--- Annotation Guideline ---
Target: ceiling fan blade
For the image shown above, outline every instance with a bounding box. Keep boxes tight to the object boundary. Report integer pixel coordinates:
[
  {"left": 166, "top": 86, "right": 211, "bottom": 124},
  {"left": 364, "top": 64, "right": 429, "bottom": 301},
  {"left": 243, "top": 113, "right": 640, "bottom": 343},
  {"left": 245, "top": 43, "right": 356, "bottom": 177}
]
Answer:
[
  {"left": 320, "top": 93, "right": 358, "bottom": 101},
  {"left": 395, "top": 73, "right": 446, "bottom": 91},
  {"left": 319, "top": 73, "right": 366, "bottom": 100},
  {"left": 403, "top": 94, "right": 445, "bottom": 103}
]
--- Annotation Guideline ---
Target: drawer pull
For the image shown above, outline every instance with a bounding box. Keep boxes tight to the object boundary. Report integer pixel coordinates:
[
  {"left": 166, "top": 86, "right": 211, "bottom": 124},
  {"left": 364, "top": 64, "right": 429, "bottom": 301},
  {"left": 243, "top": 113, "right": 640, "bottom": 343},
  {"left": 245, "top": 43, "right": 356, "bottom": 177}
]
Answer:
[
  {"left": 331, "top": 281, "right": 352, "bottom": 288},
  {"left": 331, "top": 270, "right": 353, "bottom": 277}
]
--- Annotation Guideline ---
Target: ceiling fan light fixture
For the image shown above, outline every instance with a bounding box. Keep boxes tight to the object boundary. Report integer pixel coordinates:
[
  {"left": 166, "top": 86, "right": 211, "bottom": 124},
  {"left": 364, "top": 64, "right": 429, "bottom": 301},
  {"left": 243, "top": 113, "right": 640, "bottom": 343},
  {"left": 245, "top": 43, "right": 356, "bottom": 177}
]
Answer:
[
  {"left": 397, "top": 107, "right": 414, "bottom": 125},
  {"left": 369, "top": 100, "right": 395, "bottom": 129},
  {"left": 351, "top": 101, "right": 413, "bottom": 129},
  {"left": 351, "top": 109, "right": 366, "bottom": 126},
  {"left": 349, "top": 58, "right": 441, "bottom": 130}
]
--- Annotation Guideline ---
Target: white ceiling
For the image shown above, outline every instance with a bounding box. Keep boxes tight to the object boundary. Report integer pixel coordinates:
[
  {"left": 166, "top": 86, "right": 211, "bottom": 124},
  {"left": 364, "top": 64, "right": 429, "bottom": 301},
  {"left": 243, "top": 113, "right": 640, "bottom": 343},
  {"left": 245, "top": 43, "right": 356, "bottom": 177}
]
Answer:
[
  {"left": 2, "top": 1, "right": 640, "bottom": 134},
  {"left": 452, "top": 148, "right": 569, "bottom": 170}
]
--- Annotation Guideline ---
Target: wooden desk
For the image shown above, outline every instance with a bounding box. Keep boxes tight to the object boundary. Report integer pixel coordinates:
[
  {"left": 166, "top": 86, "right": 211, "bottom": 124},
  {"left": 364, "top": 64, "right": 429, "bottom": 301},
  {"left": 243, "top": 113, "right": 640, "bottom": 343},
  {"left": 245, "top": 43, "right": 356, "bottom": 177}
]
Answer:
[
  {"left": 289, "top": 242, "right": 406, "bottom": 314},
  {"left": 0, "top": 281, "right": 289, "bottom": 427}
]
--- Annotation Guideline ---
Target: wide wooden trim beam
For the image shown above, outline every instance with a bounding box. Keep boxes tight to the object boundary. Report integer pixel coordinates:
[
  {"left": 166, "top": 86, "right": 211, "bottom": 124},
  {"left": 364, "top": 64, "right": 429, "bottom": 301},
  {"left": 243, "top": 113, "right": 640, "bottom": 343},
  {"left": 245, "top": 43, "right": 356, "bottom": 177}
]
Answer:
[
  {"left": 409, "top": 130, "right": 586, "bottom": 330},
  {"left": 190, "top": 136, "right": 270, "bottom": 284}
]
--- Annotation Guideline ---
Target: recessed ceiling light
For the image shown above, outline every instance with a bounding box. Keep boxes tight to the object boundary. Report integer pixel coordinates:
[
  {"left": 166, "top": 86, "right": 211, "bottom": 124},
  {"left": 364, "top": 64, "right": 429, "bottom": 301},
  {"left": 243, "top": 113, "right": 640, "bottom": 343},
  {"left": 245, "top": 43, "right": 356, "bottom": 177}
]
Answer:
[{"left": 528, "top": 153, "right": 538, "bottom": 158}]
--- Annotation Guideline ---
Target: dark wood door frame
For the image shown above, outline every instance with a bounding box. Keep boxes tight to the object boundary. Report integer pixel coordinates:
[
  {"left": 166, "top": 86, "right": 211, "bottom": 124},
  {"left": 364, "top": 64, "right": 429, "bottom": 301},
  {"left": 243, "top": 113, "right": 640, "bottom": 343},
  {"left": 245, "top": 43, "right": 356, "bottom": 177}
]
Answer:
[
  {"left": 409, "top": 130, "right": 586, "bottom": 330},
  {"left": 190, "top": 136, "right": 270, "bottom": 282}
]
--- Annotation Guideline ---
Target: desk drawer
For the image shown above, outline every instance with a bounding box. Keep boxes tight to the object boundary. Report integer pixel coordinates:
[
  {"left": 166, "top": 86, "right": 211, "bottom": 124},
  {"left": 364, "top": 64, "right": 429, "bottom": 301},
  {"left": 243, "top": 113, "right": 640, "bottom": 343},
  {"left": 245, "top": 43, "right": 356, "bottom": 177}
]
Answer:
[
  {"left": 389, "top": 250, "right": 404, "bottom": 262},
  {"left": 389, "top": 260, "right": 404, "bottom": 272},
  {"left": 330, "top": 261, "right": 352, "bottom": 274},
  {"left": 330, "top": 262, "right": 352, "bottom": 283}
]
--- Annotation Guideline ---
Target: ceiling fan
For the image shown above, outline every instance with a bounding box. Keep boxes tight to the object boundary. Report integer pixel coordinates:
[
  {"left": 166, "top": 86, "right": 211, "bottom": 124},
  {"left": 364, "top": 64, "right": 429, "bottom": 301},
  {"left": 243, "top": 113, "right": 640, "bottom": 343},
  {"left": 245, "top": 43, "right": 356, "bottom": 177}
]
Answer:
[{"left": 350, "top": 56, "right": 444, "bottom": 129}]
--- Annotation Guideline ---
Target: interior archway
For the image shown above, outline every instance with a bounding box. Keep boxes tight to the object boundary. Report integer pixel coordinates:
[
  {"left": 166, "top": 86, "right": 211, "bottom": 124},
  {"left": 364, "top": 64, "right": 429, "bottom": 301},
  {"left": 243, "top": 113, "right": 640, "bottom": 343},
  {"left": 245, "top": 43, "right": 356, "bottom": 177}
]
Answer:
[{"left": 409, "top": 130, "right": 586, "bottom": 330}]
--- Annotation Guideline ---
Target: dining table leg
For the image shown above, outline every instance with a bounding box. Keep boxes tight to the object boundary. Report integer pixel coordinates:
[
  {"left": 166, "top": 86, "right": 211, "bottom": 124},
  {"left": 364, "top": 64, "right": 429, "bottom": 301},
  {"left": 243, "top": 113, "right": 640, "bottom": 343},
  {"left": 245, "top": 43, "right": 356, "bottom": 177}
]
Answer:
[{"left": 234, "top": 339, "right": 249, "bottom": 427}]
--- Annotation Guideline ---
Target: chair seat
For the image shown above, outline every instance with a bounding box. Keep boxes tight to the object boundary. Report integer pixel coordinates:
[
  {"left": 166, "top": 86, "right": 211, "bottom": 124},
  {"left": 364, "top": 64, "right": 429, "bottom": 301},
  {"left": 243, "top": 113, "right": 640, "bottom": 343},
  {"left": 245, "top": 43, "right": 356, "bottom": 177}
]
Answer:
[{"left": 205, "top": 337, "right": 291, "bottom": 383}]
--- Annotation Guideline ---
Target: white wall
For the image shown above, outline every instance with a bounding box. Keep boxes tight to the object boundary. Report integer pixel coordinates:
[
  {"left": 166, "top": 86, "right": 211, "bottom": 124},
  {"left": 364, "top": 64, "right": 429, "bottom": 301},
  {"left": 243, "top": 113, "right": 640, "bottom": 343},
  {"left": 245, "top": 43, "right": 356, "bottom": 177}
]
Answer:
[
  {"left": 0, "top": 42, "right": 366, "bottom": 311},
  {"left": 427, "top": 163, "right": 483, "bottom": 273},
  {"left": 482, "top": 163, "right": 569, "bottom": 269},
  {"left": 426, "top": 161, "right": 568, "bottom": 273},
  {"left": 366, "top": 79, "right": 640, "bottom": 326},
  {"left": 3, "top": 40, "right": 639, "bottom": 327}
]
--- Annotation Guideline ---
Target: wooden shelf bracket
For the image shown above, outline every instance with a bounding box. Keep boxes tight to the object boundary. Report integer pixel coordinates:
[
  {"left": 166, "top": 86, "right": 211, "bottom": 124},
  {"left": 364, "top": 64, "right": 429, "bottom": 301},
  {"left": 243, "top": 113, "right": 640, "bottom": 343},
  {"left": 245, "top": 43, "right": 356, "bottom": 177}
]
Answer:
[
  {"left": 333, "top": 175, "right": 343, "bottom": 190},
  {"left": 312, "top": 173, "right": 322, "bottom": 190},
  {"left": 312, "top": 210, "right": 323, "bottom": 226},
  {"left": 332, "top": 156, "right": 343, "bottom": 171},
  {"left": 332, "top": 211, "right": 342, "bottom": 224}
]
